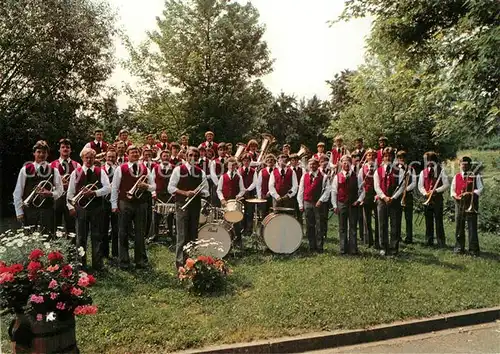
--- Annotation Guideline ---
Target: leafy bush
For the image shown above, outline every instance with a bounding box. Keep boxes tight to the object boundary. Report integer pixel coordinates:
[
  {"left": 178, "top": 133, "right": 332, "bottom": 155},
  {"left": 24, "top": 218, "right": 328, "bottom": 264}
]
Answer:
[{"left": 478, "top": 177, "right": 500, "bottom": 233}]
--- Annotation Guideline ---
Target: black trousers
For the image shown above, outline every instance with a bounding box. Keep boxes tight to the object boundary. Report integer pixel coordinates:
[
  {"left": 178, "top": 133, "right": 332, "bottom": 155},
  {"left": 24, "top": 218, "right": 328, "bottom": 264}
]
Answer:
[
  {"left": 362, "top": 201, "right": 379, "bottom": 248},
  {"left": 292, "top": 197, "right": 303, "bottom": 227},
  {"left": 146, "top": 196, "right": 153, "bottom": 238},
  {"left": 23, "top": 207, "right": 55, "bottom": 236},
  {"left": 54, "top": 197, "right": 75, "bottom": 234},
  {"left": 259, "top": 195, "right": 273, "bottom": 218},
  {"left": 454, "top": 198, "right": 479, "bottom": 254},
  {"left": 377, "top": 199, "right": 401, "bottom": 254},
  {"left": 76, "top": 205, "right": 104, "bottom": 270},
  {"left": 118, "top": 200, "right": 148, "bottom": 267},
  {"left": 338, "top": 202, "right": 358, "bottom": 254},
  {"left": 102, "top": 201, "right": 118, "bottom": 258},
  {"left": 397, "top": 194, "right": 413, "bottom": 242},
  {"left": 424, "top": 196, "right": 446, "bottom": 247},
  {"left": 242, "top": 200, "right": 255, "bottom": 235},
  {"left": 304, "top": 201, "right": 323, "bottom": 251},
  {"left": 321, "top": 201, "right": 330, "bottom": 240},
  {"left": 175, "top": 200, "right": 201, "bottom": 268}
]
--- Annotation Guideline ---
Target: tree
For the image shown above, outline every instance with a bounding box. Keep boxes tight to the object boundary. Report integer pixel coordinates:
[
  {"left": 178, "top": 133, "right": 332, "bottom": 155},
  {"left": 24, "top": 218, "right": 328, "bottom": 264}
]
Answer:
[
  {"left": 0, "top": 0, "right": 116, "bottom": 216},
  {"left": 126, "top": 0, "right": 274, "bottom": 143}
]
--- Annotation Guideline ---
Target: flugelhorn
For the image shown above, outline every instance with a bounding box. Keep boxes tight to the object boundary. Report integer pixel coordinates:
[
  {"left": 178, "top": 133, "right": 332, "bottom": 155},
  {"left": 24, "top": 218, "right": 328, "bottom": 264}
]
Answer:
[
  {"left": 61, "top": 174, "right": 71, "bottom": 197},
  {"left": 256, "top": 133, "right": 276, "bottom": 164},
  {"left": 23, "top": 174, "right": 54, "bottom": 208},
  {"left": 423, "top": 168, "right": 443, "bottom": 206},
  {"left": 126, "top": 175, "right": 148, "bottom": 200},
  {"left": 465, "top": 173, "right": 478, "bottom": 214},
  {"left": 69, "top": 181, "right": 99, "bottom": 209},
  {"left": 297, "top": 144, "right": 310, "bottom": 159},
  {"left": 234, "top": 143, "right": 247, "bottom": 160}
]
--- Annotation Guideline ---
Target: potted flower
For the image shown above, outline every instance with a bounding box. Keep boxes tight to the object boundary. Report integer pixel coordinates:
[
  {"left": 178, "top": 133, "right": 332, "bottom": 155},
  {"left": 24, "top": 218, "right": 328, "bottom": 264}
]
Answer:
[
  {"left": 179, "top": 239, "right": 232, "bottom": 295},
  {"left": 0, "top": 227, "right": 98, "bottom": 353}
]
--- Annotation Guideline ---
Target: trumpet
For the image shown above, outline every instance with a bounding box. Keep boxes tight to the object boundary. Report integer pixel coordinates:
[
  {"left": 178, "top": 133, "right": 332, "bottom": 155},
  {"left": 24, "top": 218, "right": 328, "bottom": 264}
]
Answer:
[
  {"left": 126, "top": 175, "right": 148, "bottom": 200},
  {"left": 23, "top": 174, "right": 54, "bottom": 208},
  {"left": 180, "top": 179, "right": 207, "bottom": 211},
  {"left": 69, "top": 181, "right": 99, "bottom": 209}
]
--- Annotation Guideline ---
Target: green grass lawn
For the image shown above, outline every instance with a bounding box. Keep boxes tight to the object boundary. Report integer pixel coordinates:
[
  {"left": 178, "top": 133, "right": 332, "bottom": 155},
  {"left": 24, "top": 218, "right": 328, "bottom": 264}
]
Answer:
[{"left": 2, "top": 150, "right": 499, "bottom": 353}]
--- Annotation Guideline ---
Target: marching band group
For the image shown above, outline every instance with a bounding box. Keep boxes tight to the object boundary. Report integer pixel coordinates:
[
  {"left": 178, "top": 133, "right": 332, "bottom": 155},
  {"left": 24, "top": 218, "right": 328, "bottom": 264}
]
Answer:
[{"left": 13, "top": 129, "right": 485, "bottom": 272}]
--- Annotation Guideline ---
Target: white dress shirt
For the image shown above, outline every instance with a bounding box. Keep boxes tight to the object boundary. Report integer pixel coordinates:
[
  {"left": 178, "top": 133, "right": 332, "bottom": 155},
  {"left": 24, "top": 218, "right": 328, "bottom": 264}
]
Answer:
[
  {"left": 209, "top": 158, "right": 226, "bottom": 186},
  {"left": 240, "top": 166, "right": 258, "bottom": 192},
  {"left": 56, "top": 157, "right": 81, "bottom": 173},
  {"left": 66, "top": 165, "right": 111, "bottom": 211},
  {"left": 374, "top": 163, "right": 405, "bottom": 200},
  {"left": 418, "top": 167, "right": 449, "bottom": 196},
  {"left": 167, "top": 162, "right": 210, "bottom": 198},
  {"left": 83, "top": 140, "right": 103, "bottom": 150},
  {"left": 330, "top": 170, "right": 365, "bottom": 209},
  {"left": 297, "top": 171, "right": 331, "bottom": 210},
  {"left": 450, "top": 172, "right": 484, "bottom": 198},
  {"left": 110, "top": 162, "right": 156, "bottom": 209},
  {"left": 268, "top": 166, "right": 298, "bottom": 199},
  {"left": 13, "top": 162, "right": 64, "bottom": 217},
  {"left": 217, "top": 171, "right": 246, "bottom": 201}
]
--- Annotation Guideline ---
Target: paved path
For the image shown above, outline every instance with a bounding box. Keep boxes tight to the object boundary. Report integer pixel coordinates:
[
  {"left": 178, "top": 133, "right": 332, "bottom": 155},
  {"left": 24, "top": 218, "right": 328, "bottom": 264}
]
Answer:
[{"left": 308, "top": 322, "right": 500, "bottom": 353}]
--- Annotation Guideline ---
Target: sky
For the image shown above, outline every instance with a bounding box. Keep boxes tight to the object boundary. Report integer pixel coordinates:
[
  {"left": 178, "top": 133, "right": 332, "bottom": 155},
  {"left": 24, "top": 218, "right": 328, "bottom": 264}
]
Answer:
[{"left": 107, "top": 0, "right": 372, "bottom": 109}]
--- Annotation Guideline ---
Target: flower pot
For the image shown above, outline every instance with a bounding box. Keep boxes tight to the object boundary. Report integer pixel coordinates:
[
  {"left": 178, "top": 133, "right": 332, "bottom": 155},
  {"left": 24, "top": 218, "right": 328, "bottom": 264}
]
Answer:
[{"left": 9, "top": 314, "right": 79, "bottom": 354}]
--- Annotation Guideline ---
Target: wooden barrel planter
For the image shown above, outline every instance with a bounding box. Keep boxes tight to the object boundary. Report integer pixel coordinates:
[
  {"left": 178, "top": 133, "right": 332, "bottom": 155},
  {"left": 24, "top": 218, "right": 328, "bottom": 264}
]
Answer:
[{"left": 9, "top": 314, "right": 79, "bottom": 354}]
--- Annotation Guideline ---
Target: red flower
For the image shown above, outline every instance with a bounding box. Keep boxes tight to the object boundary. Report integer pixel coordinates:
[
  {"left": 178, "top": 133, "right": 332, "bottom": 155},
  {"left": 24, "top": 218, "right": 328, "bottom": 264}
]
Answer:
[
  {"left": 71, "top": 287, "right": 83, "bottom": 296},
  {"left": 198, "top": 255, "right": 214, "bottom": 265},
  {"left": 47, "top": 251, "right": 64, "bottom": 262},
  {"left": 0, "top": 261, "right": 6, "bottom": 272},
  {"left": 74, "top": 305, "right": 98, "bottom": 315},
  {"left": 87, "top": 274, "right": 96, "bottom": 286},
  {"left": 27, "top": 261, "right": 42, "bottom": 272},
  {"left": 9, "top": 264, "right": 24, "bottom": 274},
  {"left": 0, "top": 272, "right": 14, "bottom": 284},
  {"left": 60, "top": 265, "right": 73, "bottom": 278},
  {"left": 29, "top": 249, "right": 44, "bottom": 260}
]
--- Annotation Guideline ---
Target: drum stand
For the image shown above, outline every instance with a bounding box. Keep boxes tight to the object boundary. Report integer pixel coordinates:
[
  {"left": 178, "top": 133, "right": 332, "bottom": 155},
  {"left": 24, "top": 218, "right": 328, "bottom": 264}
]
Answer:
[{"left": 248, "top": 203, "right": 264, "bottom": 252}]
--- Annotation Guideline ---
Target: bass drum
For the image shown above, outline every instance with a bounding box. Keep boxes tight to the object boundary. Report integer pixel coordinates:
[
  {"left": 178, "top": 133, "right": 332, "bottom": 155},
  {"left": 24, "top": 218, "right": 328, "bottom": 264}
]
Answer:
[
  {"left": 261, "top": 213, "right": 302, "bottom": 254},
  {"left": 197, "top": 222, "right": 233, "bottom": 258}
]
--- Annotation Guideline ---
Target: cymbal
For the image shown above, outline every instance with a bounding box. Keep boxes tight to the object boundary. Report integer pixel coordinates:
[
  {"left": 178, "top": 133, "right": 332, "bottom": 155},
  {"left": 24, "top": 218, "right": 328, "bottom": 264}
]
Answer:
[
  {"left": 246, "top": 198, "right": 267, "bottom": 204},
  {"left": 272, "top": 207, "right": 295, "bottom": 211}
]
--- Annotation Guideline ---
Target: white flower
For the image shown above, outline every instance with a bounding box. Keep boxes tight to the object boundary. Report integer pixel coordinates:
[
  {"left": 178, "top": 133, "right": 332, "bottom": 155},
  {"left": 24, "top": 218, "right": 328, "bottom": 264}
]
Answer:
[
  {"left": 46, "top": 312, "right": 56, "bottom": 322},
  {"left": 22, "top": 236, "right": 29, "bottom": 241},
  {"left": 67, "top": 232, "right": 76, "bottom": 238},
  {"left": 16, "top": 240, "right": 24, "bottom": 247},
  {"left": 78, "top": 247, "right": 85, "bottom": 257},
  {"left": 56, "top": 231, "right": 64, "bottom": 238},
  {"left": 0, "top": 246, "right": 6, "bottom": 254},
  {"left": 6, "top": 242, "right": 14, "bottom": 247},
  {"left": 44, "top": 242, "right": 51, "bottom": 249},
  {"left": 32, "top": 232, "right": 41, "bottom": 237}
]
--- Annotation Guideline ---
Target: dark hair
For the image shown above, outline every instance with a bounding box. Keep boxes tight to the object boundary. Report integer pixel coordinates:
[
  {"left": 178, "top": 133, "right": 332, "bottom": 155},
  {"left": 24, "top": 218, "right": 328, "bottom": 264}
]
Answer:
[
  {"left": 460, "top": 156, "right": 472, "bottom": 164},
  {"left": 32, "top": 140, "right": 49, "bottom": 153},
  {"left": 58, "top": 138, "right": 72, "bottom": 148},
  {"left": 170, "top": 142, "right": 180, "bottom": 149},
  {"left": 397, "top": 150, "right": 407, "bottom": 158},
  {"left": 424, "top": 151, "right": 438, "bottom": 162}
]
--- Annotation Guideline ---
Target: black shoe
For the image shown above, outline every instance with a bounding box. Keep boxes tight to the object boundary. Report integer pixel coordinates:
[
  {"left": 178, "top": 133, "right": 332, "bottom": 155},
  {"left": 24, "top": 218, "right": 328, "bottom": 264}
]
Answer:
[
  {"left": 403, "top": 239, "right": 413, "bottom": 244},
  {"left": 119, "top": 263, "right": 131, "bottom": 270},
  {"left": 135, "top": 263, "right": 151, "bottom": 270}
]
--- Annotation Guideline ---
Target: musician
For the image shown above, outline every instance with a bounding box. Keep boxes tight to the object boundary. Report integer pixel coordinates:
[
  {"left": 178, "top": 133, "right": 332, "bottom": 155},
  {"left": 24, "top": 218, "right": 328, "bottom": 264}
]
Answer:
[
  {"left": 313, "top": 142, "right": 326, "bottom": 161},
  {"left": 451, "top": 156, "right": 483, "bottom": 256},
  {"left": 67, "top": 148, "right": 111, "bottom": 270},
  {"left": 210, "top": 143, "right": 228, "bottom": 207},
  {"left": 141, "top": 147, "right": 157, "bottom": 172},
  {"left": 226, "top": 143, "right": 233, "bottom": 157},
  {"left": 199, "top": 131, "right": 218, "bottom": 152},
  {"left": 217, "top": 157, "right": 245, "bottom": 247},
  {"left": 330, "top": 135, "right": 349, "bottom": 171},
  {"left": 180, "top": 135, "right": 189, "bottom": 153},
  {"left": 297, "top": 158, "right": 331, "bottom": 252},
  {"left": 239, "top": 153, "right": 258, "bottom": 235},
  {"left": 197, "top": 146, "right": 211, "bottom": 176},
  {"left": 156, "top": 131, "right": 170, "bottom": 153},
  {"left": 247, "top": 139, "right": 260, "bottom": 167},
  {"left": 332, "top": 155, "right": 365, "bottom": 255},
  {"left": 350, "top": 151, "right": 364, "bottom": 242},
  {"left": 101, "top": 150, "right": 119, "bottom": 259},
  {"left": 167, "top": 147, "right": 210, "bottom": 269},
  {"left": 358, "top": 149, "right": 379, "bottom": 248},
  {"left": 318, "top": 154, "right": 332, "bottom": 240},
  {"left": 116, "top": 141, "right": 128, "bottom": 165},
  {"left": 141, "top": 146, "right": 157, "bottom": 240},
  {"left": 289, "top": 154, "right": 304, "bottom": 224},
  {"left": 376, "top": 136, "right": 388, "bottom": 166},
  {"left": 13, "top": 140, "right": 64, "bottom": 234},
  {"left": 395, "top": 151, "right": 417, "bottom": 244},
  {"left": 353, "top": 138, "right": 366, "bottom": 162},
  {"left": 256, "top": 154, "right": 276, "bottom": 216},
  {"left": 144, "top": 134, "right": 158, "bottom": 156},
  {"left": 50, "top": 138, "right": 81, "bottom": 234},
  {"left": 418, "top": 151, "right": 449, "bottom": 247},
  {"left": 282, "top": 144, "right": 291, "bottom": 157},
  {"left": 152, "top": 150, "right": 175, "bottom": 242},
  {"left": 84, "top": 128, "right": 109, "bottom": 154},
  {"left": 374, "top": 147, "right": 404, "bottom": 256},
  {"left": 111, "top": 145, "right": 156, "bottom": 269},
  {"left": 170, "top": 142, "right": 182, "bottom": 166},
  {"left": 117, "top": 129, "right": 133, "bottom": 147},
  {"left": 205, "top": 147, "right": 215, "bottom": 161},
  {"left": 269, "top": 154, "right": 298, "bottom": 209}
]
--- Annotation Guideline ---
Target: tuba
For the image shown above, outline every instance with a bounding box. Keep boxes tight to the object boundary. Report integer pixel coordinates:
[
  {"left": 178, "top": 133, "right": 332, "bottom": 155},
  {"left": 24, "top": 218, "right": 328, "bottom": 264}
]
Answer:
[
  {"left": 23, "top": 174, "right": 54, "bottom": 208},
  {"left": 256, "top": 133, "right": 276, "bottom": 164},
  {"left": 126, "top": 175, "right": 148, "bottom": 200},
  {"left": 69, "top": 181, "right": 99, "bottom": 209},
  {"left": 297, "top": 144, "right": 310, "bottom": 159},
  {"left": 234, "top": 143, "right": 247, "bottom": 160}
]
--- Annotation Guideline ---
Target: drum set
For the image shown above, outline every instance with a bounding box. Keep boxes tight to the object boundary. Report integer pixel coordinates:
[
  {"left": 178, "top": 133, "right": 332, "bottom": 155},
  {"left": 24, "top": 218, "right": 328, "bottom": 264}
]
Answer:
[{"left": 153, "top": 197, "right": 304, "bottom": 258}]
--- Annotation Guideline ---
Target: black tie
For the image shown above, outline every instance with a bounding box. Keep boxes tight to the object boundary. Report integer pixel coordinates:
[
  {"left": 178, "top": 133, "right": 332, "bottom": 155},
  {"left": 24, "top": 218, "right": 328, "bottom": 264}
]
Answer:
[
  {"left": 245, "top": 167, "right": 249, "bottom": 175},
  {"left": 338, "top": 148, "right": 341, "bottom": 154},
  {"left": 132, "top": 164, "right": 138, "bottom": 175},
  {"left": 62, "top": 160, "right": 68, "bottom": 174},
  {"left": 108, "top": 165, "right": 113, "bottom": 175},
  {"left": 270, "top": 167, "right": 274, "bottom": 173},
  {"left": 346, "top": 172, "right": 350, "bottom": 184},
  {"left": 429, "top": 168, "right": 434, "bottom": 179},
  {"left": 209, "top": 142, "right": 212, "bottom": 148},
  {"left": 162, "top": 167, "right": 167, "bottom": 175},
  {"left": 221, "top": 158, "right": 224, "bottom": 165},
  {"left": 86, "top": 168, "right": 93, "bottom": 183},
  {"left": 281, "top": 169, "right": 285, "bottom": 178},
  {"left": 163, "top": 143, "right": 166, "bottom": 150},
  {"left": 96, "top": 142, "right": 100, "bottom": 150},
  {"left": 231, "top": 171, "right": 234, "bottom": 179},
  {"left": 385, "top": 165, "right": 391, "bottom": 176}
]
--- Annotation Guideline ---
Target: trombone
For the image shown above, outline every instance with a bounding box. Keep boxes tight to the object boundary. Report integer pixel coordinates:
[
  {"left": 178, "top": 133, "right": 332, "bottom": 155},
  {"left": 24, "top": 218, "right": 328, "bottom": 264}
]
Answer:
[
  {"left": 423, "top": 168, "right": 443, "bottom": 206},
  {"left": 465, "top": 172, "right": 478, "bottom": 214},
  {"left": 126, "top": 175, "right": 148, "bottom": 200},
  {"left": 23, "top": 174, "right": 54, "bottom": 208},
  {"left": 69, "top": 181, "right": 99, "bottom": 209},
  {"left": 180, "top": 179, "right": 207, "bottom": 211}
]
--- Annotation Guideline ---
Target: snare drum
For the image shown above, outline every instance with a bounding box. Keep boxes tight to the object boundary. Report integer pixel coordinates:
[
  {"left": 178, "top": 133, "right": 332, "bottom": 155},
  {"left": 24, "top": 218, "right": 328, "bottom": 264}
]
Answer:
[
  {"left": 154, "top": 203, "right": 176, "bottom": 215},
  {"left": 261, "top": 213, "right": 302, "bottom": 254},
  {"left": 197, "top": 222, "right": 233, "bottom": 258},
  {"left": 224, "top": 199, "right": 244, "bottom": 223}
]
